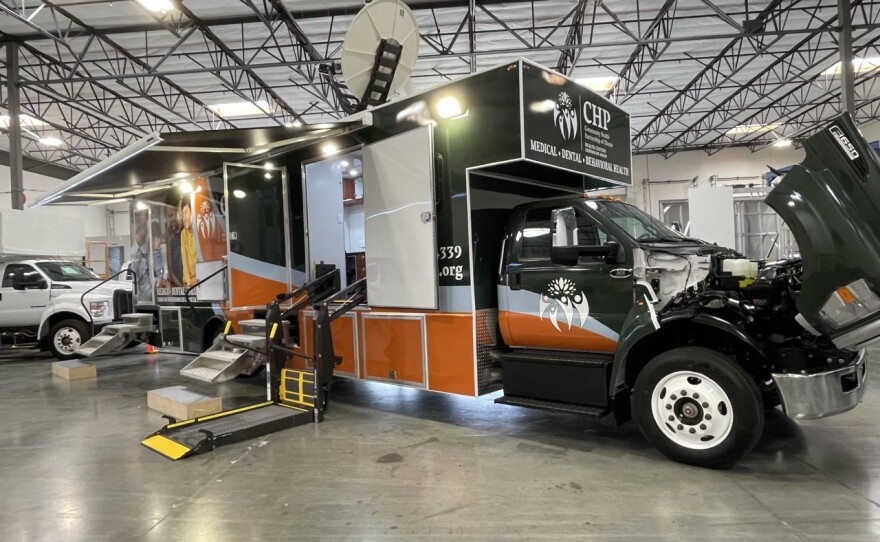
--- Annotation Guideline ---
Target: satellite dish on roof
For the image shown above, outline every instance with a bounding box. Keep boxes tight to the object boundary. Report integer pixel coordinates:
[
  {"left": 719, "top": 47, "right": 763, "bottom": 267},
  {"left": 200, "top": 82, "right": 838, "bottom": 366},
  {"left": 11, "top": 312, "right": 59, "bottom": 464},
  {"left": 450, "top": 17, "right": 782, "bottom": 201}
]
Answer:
[{"left": 341, "top": 0, "right": 420, "bottom": 108}]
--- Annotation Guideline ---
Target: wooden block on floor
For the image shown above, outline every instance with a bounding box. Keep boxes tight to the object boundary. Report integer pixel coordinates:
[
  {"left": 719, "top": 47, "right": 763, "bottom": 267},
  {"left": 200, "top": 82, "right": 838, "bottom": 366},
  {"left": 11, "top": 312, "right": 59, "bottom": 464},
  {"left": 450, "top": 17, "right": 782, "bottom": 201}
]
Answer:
[
  {"left": 51, "top": 359, "right": 97, "bottom": 381},
  {"left": 147, "top": 385, "right": 222, "bottom": 421}
]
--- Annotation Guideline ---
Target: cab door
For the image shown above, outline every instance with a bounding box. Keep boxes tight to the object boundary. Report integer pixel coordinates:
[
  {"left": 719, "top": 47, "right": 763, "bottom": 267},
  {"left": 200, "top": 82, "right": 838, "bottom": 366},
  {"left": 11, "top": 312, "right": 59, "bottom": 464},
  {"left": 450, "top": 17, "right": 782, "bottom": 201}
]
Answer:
[
  {"left": 0, "top": 263, "right": 50, "bottom": 327},
  {"left": 500, "top": 205, "right": 632, "bottom": 353}
]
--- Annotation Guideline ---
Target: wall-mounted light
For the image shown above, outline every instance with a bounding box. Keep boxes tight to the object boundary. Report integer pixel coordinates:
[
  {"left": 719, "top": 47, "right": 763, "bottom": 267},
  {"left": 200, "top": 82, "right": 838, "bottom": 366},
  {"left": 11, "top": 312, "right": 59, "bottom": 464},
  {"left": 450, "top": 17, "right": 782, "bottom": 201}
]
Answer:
[
  {"left": 178, "top": 180, "right": 194, "bottom": 194},
  {"left": 435, "top": 96, "right": 465, "bottom": 119},
  {"left": 321, "top": 142, "right": 339, "bottom": 155},
  {"left": 233, "top": 189, "right": 246, "bottom": 199}
]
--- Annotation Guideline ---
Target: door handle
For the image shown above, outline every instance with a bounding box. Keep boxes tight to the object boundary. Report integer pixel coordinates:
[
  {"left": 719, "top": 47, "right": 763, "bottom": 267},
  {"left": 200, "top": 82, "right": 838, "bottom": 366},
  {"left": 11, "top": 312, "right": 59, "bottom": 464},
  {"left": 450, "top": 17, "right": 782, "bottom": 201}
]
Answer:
[{"left": 508, "top": 273, "right": 522, "bottom": 291}]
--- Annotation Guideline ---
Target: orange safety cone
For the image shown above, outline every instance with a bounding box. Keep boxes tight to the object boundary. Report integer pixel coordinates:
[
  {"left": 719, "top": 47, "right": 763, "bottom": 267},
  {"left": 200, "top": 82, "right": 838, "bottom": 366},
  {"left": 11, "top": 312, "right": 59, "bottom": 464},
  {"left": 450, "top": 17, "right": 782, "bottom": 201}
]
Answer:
[{"left": 145, "top": 344, "right": 159, "bottom": 354}]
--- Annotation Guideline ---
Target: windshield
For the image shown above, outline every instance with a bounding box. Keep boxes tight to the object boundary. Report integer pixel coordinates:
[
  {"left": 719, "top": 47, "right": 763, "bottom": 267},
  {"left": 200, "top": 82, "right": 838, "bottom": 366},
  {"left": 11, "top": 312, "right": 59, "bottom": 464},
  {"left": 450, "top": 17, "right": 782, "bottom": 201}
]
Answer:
[
  {"left": 37, "top": 261, "right": 100, "bottom": 282},
  {"left": 585, "top": 200, "right": 690, "bottom": 242}
]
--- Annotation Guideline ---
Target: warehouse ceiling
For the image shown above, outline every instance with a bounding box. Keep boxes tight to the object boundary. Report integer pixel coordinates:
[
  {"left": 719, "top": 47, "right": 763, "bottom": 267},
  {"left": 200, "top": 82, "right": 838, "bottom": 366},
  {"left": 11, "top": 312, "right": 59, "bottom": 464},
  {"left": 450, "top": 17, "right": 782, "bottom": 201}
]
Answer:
[{"left": 0, "top": 0, "right": 878, "bottom": 172}]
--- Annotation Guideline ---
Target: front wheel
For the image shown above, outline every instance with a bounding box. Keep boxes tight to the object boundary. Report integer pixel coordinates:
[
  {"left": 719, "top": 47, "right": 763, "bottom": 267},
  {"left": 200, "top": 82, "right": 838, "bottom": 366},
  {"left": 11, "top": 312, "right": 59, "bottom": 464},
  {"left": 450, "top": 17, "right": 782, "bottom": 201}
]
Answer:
[
  {"left": 632, "top": 347, "right": 764, "bottom": 469},
  {"left": 49, "top": 319, "right": 90, "bottom": 360}
]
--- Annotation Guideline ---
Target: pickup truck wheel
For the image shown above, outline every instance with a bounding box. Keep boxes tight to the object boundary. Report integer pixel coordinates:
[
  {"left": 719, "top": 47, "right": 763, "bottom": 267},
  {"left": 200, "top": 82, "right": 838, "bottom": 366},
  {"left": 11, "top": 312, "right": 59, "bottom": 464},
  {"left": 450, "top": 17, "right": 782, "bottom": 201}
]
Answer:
[
  {"left": 632, "top": 347, "right": 763, "bottom": 469},
  {"left": 49, "top": 319, "right": 90, "bottom": 360}
]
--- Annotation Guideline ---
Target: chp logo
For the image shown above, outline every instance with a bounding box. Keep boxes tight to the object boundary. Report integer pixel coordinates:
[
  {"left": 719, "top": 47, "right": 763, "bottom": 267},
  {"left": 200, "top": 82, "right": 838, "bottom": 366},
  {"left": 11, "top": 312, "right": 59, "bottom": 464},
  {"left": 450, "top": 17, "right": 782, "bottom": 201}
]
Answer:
[
  {"left": 539, "top": 277, "right": 590, "bottom": 332},
  {"left": 553, "top": 91, "right": 578, "bottom": 141}
]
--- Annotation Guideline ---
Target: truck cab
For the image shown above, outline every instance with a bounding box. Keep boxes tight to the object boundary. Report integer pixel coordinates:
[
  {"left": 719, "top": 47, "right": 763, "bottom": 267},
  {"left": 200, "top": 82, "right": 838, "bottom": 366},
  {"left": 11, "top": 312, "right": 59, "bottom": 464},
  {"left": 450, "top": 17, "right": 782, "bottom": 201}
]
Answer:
[
  {"left": 498, "top": 186, "right": 867, "bottom": 468},
  {"left": 0, "top": 259, "right": 133, "bottom": 359}
]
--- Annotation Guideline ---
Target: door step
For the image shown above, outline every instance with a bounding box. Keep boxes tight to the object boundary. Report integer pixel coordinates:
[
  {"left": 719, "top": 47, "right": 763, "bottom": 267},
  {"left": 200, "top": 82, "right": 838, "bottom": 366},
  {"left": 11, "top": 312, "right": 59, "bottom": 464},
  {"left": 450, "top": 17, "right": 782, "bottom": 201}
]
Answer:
[
  {"left": 500, "top": 348, "right": 613, "bottom": 367},
  {"left": 494, "top": 395, "right": 608, "bottom": 417}
]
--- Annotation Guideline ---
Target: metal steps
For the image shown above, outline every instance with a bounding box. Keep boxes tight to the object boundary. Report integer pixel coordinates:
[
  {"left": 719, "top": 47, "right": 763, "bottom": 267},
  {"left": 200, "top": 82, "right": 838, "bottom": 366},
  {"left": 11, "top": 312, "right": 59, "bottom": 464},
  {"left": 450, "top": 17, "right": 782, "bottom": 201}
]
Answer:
[
  {"left": 179, "top": 321, "right": 269, "bottom": 383},
  {"left": 75, "top": 312, "right": 157, "bottom": 358}
]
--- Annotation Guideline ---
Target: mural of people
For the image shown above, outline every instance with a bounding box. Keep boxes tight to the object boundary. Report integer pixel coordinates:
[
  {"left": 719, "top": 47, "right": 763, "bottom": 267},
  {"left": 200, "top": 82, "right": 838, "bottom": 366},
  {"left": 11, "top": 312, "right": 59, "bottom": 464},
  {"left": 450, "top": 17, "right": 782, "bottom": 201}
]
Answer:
[
  {"left": 131, "top": 210, "right": 152, "bottom": 302},
  {"left": 151, "top": 220, "right": 169, "bottom": 291},
  {"left": 165, "top": 206, "right": 183, "bottom": 287},
  {"left": 195, "top": 179, "right": 227, "bottom": 262},
  {"left": 180, "top": 200, "right": 197, "bottom": 286}
]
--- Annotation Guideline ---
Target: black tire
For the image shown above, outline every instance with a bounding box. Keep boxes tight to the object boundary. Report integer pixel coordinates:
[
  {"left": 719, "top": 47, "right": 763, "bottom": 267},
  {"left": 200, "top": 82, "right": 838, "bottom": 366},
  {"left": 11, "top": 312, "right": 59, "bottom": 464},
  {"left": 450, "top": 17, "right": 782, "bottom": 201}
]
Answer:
[
  {"left": 632, "top": 346, "right": 764, "bottom": 469},
  {"left": 48, "top": 318, "right": 91, "bottom": 360}
]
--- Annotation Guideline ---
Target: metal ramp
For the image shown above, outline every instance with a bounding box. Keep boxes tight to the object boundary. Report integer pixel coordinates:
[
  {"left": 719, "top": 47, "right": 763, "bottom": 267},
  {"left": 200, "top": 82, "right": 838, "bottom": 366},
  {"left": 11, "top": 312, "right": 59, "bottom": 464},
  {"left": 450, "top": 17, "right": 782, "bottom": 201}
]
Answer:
[
  {"left": 75, "top": 313, "right": 156, "bottom": 358},
  {"left": 142, "top": 272, "right": 367, "bottom": 461},
  {"left": 179, "top": 319, "right": 272, "bottom": 383}
]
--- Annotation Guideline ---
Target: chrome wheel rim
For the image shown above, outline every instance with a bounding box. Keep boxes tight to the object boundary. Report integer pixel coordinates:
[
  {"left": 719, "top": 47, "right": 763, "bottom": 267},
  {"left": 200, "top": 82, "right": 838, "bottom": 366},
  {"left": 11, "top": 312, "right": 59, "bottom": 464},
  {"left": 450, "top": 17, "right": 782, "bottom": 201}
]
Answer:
[
  {"left": 651, "top": 371, "right": 734, "bottom": 450},
  {"left": 54, "top": 326, "right": 82, "bottom": 355}
]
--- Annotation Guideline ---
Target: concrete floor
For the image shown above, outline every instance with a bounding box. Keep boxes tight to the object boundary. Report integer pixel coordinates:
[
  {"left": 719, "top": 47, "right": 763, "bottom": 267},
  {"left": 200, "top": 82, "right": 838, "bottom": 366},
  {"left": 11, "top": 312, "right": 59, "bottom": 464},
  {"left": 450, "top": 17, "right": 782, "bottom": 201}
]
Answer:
[{"left": 1, "top": 350, "right": 879, "bottom": 541}]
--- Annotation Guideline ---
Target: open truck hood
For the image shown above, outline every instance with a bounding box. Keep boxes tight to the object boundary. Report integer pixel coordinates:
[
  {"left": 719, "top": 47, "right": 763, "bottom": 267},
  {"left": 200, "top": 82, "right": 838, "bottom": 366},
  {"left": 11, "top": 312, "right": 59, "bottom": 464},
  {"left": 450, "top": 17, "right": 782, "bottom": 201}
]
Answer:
[{"left": 766, "top": 113, "right": 880, "bottom": 350}]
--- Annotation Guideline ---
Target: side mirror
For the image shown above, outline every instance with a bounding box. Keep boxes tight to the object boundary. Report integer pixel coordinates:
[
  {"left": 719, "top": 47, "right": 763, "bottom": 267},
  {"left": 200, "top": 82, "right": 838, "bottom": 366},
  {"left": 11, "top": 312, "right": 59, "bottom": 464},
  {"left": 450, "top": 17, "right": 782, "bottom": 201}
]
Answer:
[
  {"left": 12, "top": 272, "right": 47, "bottom": 290},
  {"left": 550, "top": 244, "right": 616, "bottom": 266}
]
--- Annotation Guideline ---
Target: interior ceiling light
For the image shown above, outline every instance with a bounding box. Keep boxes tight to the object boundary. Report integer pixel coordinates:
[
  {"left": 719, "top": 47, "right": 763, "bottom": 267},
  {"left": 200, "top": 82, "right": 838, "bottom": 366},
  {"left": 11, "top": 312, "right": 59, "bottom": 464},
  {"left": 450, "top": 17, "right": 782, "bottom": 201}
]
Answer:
[
  {"left": 0, "top": 115, "right": 46, "bottom": 128},
  {"left": 321, "top": 142, "right": 339, "bottom": 155},
  {"left": 37, "top": 136, "right": 63, "bottom": 147},
  {"left": 208, "top": 100, "right": 270, "bottom": 118},
  {"left": 773, "top": 138, "right": 793, "bottom": 148},
  {"left": 285, "top": 120, "right": 303, "bottom": 128},
  {"left": 725, "top": 123, "right": 780, "bottom": 136},
  {"left": 136, "top": 0, "right": 175, "bottom": 14},
  {"left": 436, "top": 96, "right": 464, "bottom": 119},
  {"left": 575, "top": 75, "right": 618, "bottom": 92},
  {"left": 823, "top": 56, "right": 880, "bottom": 76}
]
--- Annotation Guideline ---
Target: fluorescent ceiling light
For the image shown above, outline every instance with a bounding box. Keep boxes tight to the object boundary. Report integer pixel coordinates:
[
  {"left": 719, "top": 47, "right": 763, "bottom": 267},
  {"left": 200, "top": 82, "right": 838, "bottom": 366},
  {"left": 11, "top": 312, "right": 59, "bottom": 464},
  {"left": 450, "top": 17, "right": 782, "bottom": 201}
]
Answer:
[
  {"left": 0, "top": 115, "right": 46, "bottom": 128},
  {"left": 773, "top": 138, "right": 793, "bottom": 148},
  {"left": 285, "top": 120, "right": 303, "bottom": 128},
  {"left": 576, "top": 76, "right": 618, "bottom": 92},
  {"left": 725, "top": 123, "right": 780, "bottom": 136},
  {"left": 209, "top": 100, "right": 270, "bottom": 118},
  {"left": 136, "top": 0, "right": 175, "bottom": 14},
  {"left": 38, "top": 136, "right": 63, "bottom": 147},
  {"left": 822, "top": 56, "right": 880, "bottom": 76}
]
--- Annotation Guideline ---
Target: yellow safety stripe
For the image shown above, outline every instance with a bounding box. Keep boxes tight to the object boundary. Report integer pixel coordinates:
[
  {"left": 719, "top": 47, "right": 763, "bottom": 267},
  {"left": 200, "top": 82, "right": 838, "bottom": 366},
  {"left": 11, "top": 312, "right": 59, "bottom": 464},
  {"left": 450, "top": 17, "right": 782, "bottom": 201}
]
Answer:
[
  {"left": 166, "top": 401, "right": 274, "bottom": 428},
  {"left": 224, "top": 320, "right": 232, "bottom": 335},
  {"left": 142, "top": 435, "right": 191, "bottom": 460},
  {"left": 270, "top": 322, "right": 279, "bottom": 339},
  {"left": 280, "top": 369, "right": 315, "bottom": 408}
]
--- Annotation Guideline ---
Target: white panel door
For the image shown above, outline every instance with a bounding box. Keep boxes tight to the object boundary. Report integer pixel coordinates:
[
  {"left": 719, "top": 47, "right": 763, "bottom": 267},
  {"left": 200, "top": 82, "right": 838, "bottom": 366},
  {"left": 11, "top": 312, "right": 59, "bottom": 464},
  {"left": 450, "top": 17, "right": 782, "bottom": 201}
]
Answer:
[{"left": 363, "top": 126, "right": 437, "bottom": 309}]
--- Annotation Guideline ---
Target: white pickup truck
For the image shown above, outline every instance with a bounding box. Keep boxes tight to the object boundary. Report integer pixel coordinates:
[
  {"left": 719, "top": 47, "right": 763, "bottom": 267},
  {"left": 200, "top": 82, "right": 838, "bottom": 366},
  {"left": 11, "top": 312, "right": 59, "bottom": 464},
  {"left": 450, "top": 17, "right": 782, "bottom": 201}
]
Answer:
[{"left": 0, "top": 259, "right": 133, "bottom": 359}]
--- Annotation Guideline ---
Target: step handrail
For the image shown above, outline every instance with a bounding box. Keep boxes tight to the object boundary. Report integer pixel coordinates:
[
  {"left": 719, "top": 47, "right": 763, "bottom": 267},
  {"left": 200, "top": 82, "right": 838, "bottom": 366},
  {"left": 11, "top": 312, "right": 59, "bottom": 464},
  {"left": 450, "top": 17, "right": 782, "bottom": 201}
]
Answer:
[
  {"left": 80, "top": 266, "right": 134, "bottom": 335},
  {"left": 184, "top": 264, "right": 228, "bottom": 318}
]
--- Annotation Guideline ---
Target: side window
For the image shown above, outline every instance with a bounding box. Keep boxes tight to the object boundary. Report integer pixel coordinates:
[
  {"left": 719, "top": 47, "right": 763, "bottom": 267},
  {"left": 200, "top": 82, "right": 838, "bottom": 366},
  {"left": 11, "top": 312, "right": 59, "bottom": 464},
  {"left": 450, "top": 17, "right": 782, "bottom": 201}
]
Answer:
[
  {"left": 552, "top": 207, "right": 610, "bottom": 263},
  {"left": 2, "top": 264, "right": 38, "bottom": 288},
  {"left": 520, "top": 207, "right": 552, "bottom": 260}
]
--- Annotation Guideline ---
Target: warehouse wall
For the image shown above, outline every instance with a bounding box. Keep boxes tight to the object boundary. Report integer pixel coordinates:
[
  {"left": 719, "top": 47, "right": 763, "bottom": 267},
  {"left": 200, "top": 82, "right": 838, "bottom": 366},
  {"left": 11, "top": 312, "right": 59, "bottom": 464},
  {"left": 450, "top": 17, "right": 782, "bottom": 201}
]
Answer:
[
  {"left": 0, "top": 165, "right": 108, "bottom": 237},
  {"left": 600, "top": 118, "right": 880, "bottom": 218}
]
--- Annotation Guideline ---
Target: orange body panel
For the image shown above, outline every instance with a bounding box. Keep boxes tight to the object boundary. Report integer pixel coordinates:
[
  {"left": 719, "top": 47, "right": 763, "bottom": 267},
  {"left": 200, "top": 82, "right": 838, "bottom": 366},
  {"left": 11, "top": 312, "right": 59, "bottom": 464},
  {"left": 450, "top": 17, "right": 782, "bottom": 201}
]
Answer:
[
  {"left": 425, "top": 314, "right": 475, "bottom": 396},
  {"left": 229, "top": 268, "right": 287, "bottom": 309},
  {"left": 363, "top": 317, "right": 425, "bottom": 385},
  {"left": 499, "top": 310, "right": 617, "bottom": 352}
]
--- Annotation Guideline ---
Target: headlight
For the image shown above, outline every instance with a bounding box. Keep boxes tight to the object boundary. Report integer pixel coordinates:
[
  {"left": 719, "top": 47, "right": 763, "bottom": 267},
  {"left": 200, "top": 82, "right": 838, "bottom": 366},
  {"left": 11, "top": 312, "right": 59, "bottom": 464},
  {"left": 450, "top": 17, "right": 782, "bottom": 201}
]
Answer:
[
  {"left": 89, "top": 301, "right": 111, "bottom": 319},
  {"left": 819, "top": 279, "right": 880, "bottom": 329}
]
